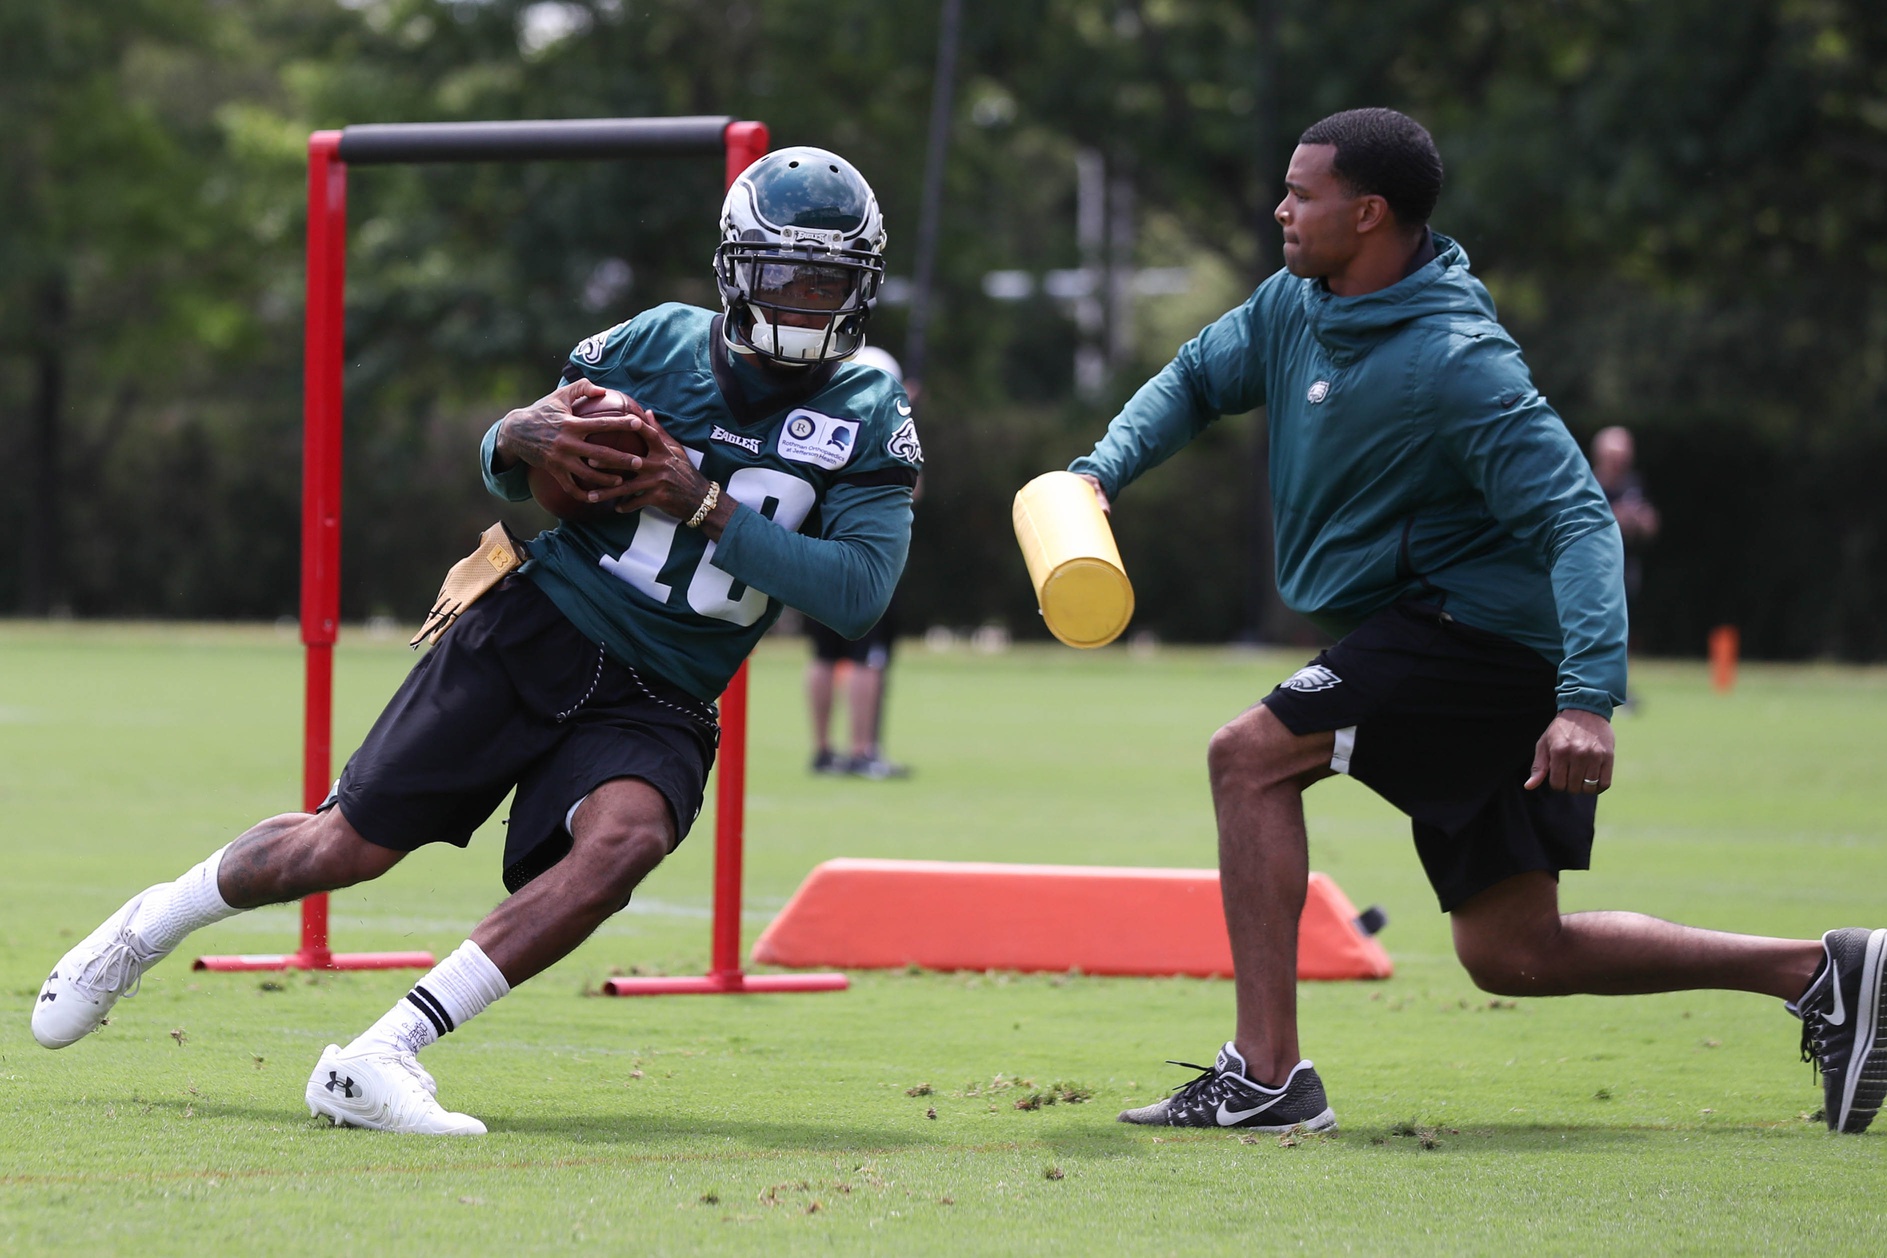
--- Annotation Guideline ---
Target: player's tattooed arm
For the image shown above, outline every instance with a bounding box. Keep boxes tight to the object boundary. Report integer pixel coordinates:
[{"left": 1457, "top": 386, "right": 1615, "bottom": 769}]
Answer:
[
  {"left": 610, "top": 412, "right": 737, "bottom": 540},
  {"left": 493, "top": 379, "right": 650, "bottom": 497},
  {"left": 492, "top": 379, "right": 600, "bottom": 469}
]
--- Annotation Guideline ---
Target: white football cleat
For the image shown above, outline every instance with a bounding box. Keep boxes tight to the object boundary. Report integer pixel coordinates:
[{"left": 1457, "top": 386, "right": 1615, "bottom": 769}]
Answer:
[
  {"left": 306, "top": 1044, "right": 486, "bottom": 1136},
  {"left": 33, "top": 890, "right": 169, "bottom": 1049}
]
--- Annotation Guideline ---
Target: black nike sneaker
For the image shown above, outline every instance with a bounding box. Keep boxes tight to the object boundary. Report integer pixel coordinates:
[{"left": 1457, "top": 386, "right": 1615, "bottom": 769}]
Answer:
[
  {"left": 1117, "top": 1041, "right": 1336, "bottom": 1132},
  {"left": 1792, "top": 927, "right": 1887, "bottom": 1133}
]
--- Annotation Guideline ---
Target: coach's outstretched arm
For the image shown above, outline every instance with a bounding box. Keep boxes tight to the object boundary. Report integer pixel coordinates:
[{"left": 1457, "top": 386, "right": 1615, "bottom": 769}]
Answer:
[{"left": 1070, "top": 289, "right": 1271, "bottom": 501}]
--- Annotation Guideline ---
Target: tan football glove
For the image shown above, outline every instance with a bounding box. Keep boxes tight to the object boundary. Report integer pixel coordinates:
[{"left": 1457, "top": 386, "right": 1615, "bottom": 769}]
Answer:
[{"left": 410, "top": 522, "right": 528, "bottom": 648}]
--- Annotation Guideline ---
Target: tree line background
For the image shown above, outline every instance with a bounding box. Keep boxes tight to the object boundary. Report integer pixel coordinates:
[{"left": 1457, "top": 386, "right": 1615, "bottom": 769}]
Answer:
[{"left": 4, "top": 0, "right": 1885, "bottom": 658}]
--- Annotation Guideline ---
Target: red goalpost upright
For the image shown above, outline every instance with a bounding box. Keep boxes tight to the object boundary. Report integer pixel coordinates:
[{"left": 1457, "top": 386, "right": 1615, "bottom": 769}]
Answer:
[{"left": 195, "top": 116, "right": 844, "bottom": 995}]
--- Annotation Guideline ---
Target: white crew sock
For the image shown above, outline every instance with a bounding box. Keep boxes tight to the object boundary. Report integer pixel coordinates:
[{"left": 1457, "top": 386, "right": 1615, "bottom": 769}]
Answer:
[
  {"left": 127, "top": 845, "right": 242, "bottom": 954},
  {"left": 348, "top": 940, "right": 512, "bottom": 1057}
]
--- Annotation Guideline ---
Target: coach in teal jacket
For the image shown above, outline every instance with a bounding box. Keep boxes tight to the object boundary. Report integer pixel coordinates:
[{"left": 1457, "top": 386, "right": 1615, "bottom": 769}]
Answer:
[
  {"left": 1088, "top": 109, "right": 1857, "bottom": 1139},
  {"left": 1070, "top": 231, "right": 1626, "bottom": 718}
]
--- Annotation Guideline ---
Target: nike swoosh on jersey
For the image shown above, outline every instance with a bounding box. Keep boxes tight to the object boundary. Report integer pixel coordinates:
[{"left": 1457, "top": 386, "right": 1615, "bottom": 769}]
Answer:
[{"left": 1217, "top": 1097, "right": 1279, "bottom": 1125}]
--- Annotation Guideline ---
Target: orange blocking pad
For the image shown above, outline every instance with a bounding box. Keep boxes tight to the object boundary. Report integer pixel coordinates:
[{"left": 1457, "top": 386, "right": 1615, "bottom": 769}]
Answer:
[{"left": 750, "top": 859, "right": 1391, "bottom": 981}]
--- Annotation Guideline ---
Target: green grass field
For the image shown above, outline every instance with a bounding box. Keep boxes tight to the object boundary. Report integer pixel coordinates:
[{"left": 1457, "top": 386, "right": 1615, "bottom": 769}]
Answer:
[{"left": 3, "top": 622, "right": 1886, "bottom": 1255}]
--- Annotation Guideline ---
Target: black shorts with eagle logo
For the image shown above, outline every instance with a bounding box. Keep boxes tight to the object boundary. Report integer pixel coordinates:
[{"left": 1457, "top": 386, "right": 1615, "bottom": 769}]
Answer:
[
  {"left": 1260, "top": 601, "right": 1597, "bottom": 912},
  {"left": 326, "top": 577, "right": 719, "bottom": 895}
]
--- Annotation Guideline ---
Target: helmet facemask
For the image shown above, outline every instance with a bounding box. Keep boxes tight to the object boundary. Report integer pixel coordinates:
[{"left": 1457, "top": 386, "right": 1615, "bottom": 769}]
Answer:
[{"left": 718, "top": 245, "right": 882, "bottom": 364}]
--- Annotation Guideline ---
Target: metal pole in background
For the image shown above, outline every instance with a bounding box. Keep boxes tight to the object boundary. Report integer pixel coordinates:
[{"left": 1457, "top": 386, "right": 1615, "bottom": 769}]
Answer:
[
  {"left": 707, "top": 662, "right": 750, "bottom": 983},
  {"left": 1246, "top": 0, "right": 1288, "bottom": 645},
  {"left": 1105, "top": 168, "right": 1136, "bottom": 378},
  {"left": 902, "top": 0, "right": 963, "bottom": 393},
  {"left": 196, "top": 131, "right": 433, "bottom": 974},
  {"left": 301, "top": 131, "right": 345, "bottom": 826},
  {"left": 295, "top": 131, "right": 345, "bottom": 971},
  {"left": 1073, "top": 149, "right": 1106, "bottom": 401}
]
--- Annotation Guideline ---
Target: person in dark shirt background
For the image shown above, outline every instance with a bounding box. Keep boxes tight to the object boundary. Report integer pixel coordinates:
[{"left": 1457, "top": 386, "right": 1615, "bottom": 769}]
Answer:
[
  {"left": 1590, "top": 425, "right": 1660, "bottom": 642},
  {"left": 804, "top": 344, "right": 915, "bottom": 781}
]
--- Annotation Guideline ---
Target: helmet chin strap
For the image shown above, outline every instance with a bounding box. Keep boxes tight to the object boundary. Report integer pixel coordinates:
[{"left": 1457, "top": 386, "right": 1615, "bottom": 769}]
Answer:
[
  {"left": 729, "top": 341, "right": 816, "bottom": 369},
  {"left": 740, "top": 307, "right": 853, "bottom": 365}
]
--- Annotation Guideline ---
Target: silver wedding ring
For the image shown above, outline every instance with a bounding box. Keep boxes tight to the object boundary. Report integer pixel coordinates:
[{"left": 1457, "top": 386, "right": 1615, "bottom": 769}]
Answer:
[{"left": 1582, "top": 777, "right": 1601, "bottom": 785}]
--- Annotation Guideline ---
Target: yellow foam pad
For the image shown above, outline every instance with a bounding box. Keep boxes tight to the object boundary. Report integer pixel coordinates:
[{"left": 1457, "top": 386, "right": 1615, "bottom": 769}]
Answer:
[{"left": 1012, "top": 471, "right": 1134, "bottom": 648}]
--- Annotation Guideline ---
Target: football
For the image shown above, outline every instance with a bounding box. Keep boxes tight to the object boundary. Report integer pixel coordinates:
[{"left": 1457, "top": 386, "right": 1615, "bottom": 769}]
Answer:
[{"left": 528, "top": 391, "right": 652, "bottom": 520}]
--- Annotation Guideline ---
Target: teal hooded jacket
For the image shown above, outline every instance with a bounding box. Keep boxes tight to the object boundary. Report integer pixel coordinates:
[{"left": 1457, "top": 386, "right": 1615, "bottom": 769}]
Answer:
[{"left": 1070, "top": 234, "right": 1626, "bottom": 717}]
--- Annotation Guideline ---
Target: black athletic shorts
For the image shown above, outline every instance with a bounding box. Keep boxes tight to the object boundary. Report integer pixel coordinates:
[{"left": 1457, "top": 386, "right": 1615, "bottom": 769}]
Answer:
[
  {"left": 1260, "top": 601, "right": 1597, "bottom": 912},
  {"left": 807, "top": 613, "right": 896, "bottom": 668},
  {"left": 328, "top": 577, "right": 719, "bottom": 894}
]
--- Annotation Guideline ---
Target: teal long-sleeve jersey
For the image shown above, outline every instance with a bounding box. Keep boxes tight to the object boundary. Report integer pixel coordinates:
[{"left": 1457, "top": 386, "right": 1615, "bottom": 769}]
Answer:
[
  {"left": 483, "top": 303, "right": 921, "bottom": 703},
  {"left": 1071, "top": 235, "right": 1626, "bottom": 716}
]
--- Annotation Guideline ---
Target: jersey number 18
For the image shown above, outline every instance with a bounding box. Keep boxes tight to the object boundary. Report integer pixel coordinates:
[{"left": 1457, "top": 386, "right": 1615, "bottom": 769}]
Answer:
[{"left": 599, "top": 456, "right": 816, "bottom": 627}]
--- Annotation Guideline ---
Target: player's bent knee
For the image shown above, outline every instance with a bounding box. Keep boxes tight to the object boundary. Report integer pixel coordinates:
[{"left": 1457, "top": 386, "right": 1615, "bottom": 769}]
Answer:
[
  {"left": 568, "top": 820, "right": 671, "bottom": 907},
  {"left": 303, "top": 812, "right": 405, "bottom": 887},
  {"left": 1207, "top": 705, "right": 1325, "bottom": 791},
  {"left": 1207, "top": 711, "right": 1270, "bottom": 779},
  {"left": 1458, "top": 948, "right": 1526, "bottom": 995},
  {"left": 587, "top": 836, "right": 668, "bottom": 911},
  {"left": 1454, "top": 930, "right": 1559, "bottom": 995},
  {"left": 1450, "top": 873, "right": 1568, "bottom": 994},
  {"left": 592, "top": 821, "right": 671, "bottom": 868}
]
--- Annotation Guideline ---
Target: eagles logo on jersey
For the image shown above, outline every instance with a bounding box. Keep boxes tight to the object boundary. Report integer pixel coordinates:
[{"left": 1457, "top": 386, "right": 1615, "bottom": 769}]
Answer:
[
  {"left": 886, "top": 417, "right": 922, "bottom": 466},
  {"left": 573, "top": 324, "right": 622, "bottom": 366}
]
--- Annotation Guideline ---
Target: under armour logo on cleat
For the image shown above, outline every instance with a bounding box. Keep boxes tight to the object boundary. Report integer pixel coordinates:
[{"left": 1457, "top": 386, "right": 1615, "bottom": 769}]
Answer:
[
  {"left": 39, "top": 990, "right": 55, "bottom": 1003},
  {"left": 324, "top": 1072, "right": 358, "bottom": 1099}
]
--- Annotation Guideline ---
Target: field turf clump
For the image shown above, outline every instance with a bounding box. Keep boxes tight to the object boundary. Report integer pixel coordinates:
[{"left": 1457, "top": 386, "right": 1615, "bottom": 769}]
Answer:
[{"left": 3, "top": 622, "right": 1886, "bottom": 1253}]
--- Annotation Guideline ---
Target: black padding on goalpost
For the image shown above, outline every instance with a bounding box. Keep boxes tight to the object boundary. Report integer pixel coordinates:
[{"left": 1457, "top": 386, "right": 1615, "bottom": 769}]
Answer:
[{"left": 336, "top": 116, "right": 735, "bottom": 165}]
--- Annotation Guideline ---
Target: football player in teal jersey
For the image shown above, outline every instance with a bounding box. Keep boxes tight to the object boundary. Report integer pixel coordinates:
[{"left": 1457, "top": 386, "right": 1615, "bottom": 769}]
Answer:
[{"left": 33, "top": 147, "right": 920, "bottom": 1136}]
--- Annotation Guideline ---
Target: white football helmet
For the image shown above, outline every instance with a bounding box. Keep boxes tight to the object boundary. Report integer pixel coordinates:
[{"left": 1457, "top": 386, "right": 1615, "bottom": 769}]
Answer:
[
  {"left": 849, "top": 345, "right": 904, "bottom": 384},
  {"left": 715, "top": 147, "right": 887, "bottom": 366}
]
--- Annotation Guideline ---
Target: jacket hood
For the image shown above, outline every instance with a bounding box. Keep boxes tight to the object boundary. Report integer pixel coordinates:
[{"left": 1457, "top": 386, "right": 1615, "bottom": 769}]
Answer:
[{"left": 1299, "top": 233, "right": 1493, "bottom": 365}]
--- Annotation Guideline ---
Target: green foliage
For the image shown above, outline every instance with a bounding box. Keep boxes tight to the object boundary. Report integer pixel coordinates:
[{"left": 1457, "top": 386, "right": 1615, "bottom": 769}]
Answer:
[
  {"left": 0, "top": 0, "right": 305, "bottom": 615},
  {"left": 3, "top": 1, "right": 1886, "bottom": 651}
]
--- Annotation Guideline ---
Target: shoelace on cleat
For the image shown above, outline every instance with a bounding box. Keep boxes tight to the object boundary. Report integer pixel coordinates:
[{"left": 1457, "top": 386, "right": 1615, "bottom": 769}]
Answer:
[
  {"left": 1801, "top": 1016, "right": 1840, "bottom": 1081},
  {"left": 72, "top": 937, "right": 151, "bottom": 1001},
  {"left": 387, "top": 1051, "right": 449, "bottom": 1105},
  {"left": 1161, "top": 1060, "right": 1237, "bottom": 1119},
  {"left": 1164, "top": 1060, "right": 1219, "bottom": 1094},
  {"left": 386, "top": 1052, "right": 434, "bottom": 1093}
]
